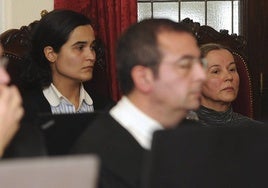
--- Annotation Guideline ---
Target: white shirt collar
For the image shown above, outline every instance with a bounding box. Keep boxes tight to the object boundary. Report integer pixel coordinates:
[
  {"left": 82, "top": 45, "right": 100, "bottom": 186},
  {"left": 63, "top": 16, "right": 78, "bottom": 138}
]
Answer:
[
  {"left": 43, "top": 83, "right": 93, "bottom": 107},
  {"left": 110, "top": 96, "right": 163, "bottom": 150}
]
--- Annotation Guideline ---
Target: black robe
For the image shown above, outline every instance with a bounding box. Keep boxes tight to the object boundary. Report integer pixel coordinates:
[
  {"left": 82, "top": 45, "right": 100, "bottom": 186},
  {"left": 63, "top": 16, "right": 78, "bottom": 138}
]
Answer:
[{"left": 71, "top": 113, "right": 149, "bottom": 188}]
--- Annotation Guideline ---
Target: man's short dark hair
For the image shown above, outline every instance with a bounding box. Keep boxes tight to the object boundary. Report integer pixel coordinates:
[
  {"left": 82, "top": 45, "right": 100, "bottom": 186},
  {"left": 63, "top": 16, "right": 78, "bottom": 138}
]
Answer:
[{"left": 116, "top": 18, "right": 194, "bottom": 95}]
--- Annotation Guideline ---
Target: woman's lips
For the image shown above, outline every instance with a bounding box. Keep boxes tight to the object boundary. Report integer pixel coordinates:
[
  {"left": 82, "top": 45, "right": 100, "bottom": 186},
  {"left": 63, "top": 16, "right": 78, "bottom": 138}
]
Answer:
[
  {"left": 222, "top": 86, "right": 234, "bottom": 91},
  {"left": 82, "top": 65, "right": 94, "bottom": 70}
]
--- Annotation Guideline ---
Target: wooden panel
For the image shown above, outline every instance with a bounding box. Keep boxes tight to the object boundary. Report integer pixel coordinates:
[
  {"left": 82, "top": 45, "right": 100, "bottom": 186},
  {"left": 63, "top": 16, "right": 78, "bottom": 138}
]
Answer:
[{"left": 244, "top": 0, "right": 268, "bottom": 120}]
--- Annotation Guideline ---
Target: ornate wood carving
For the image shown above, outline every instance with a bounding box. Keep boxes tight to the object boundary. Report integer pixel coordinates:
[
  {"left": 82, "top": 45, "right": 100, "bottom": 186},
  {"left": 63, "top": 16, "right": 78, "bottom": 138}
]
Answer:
[{"left": 181, "top": 18, "right": 247, "bottom": 59}]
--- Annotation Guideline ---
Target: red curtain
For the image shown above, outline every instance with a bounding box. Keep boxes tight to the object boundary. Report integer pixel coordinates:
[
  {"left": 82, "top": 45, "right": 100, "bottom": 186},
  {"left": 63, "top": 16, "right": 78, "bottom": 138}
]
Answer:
[{"left": 54, "top": 0, "right": 137, "bottom": 101}]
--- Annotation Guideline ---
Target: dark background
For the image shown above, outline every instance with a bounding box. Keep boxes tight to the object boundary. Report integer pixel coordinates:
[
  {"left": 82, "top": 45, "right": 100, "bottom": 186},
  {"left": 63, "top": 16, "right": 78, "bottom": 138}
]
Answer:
[{"left": 241, "top": 0, "right": 268, "bottom": 121}]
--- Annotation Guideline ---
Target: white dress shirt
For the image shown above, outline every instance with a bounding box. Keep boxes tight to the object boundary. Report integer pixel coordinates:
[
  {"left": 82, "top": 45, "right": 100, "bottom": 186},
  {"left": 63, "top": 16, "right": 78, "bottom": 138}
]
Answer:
[
  {"left": 110, "top": 96, "right": 163, "bottom": 150},
  {"left": 43, "top": 83, "right": 94, "bottom": 114}
]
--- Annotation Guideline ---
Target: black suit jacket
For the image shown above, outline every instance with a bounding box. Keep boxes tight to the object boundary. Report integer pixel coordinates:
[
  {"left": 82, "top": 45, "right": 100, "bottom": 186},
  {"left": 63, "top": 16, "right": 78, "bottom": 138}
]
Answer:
[
  {"left": 3, "top": 88, "right": 114, "bottom": 158},
  {"left": 21, "top": 87, "right": 115, "bottom": 122},
  {"left": 3, "top": 121, "right": 47, "bottom": 158},
  {"left": 71, "top": 113, "right": 148, "bottom": 188}
]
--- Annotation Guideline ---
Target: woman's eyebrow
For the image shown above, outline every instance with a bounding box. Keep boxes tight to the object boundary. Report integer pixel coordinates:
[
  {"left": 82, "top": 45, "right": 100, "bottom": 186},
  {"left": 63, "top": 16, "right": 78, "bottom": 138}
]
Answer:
[
  {"left": 71, "top": 41, "right": 88, "bottom": 47},
  {"left": 208, "top": 64, "right": 220, "bottom": 69}
]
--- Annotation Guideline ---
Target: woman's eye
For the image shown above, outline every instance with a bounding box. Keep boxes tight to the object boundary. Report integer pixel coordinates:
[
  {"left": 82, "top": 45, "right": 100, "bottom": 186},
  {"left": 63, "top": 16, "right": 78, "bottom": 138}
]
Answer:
[
  {"left": 229, "top": 67, "right": 237, "bottom": 72},
  {"left": 73, "top": 44, "right": 85, "bottom": 51},
  {"left": 90, "top": 45, "right": 96, "bottom": 51},
  {"left": 210, "top": 68, "right": 219, "bottom": 74},
  {"left": 77, "top": 45, "right": 84, "bottom": 51}
]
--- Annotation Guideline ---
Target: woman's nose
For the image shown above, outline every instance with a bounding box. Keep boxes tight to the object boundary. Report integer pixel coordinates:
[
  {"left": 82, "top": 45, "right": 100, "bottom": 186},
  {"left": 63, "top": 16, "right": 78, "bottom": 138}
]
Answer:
[
  {"left": 224, "top": 71, "right": 233, "bottom": 81},
  {"left": 85, "top": 47, "right": 96, "bottom": 62}
]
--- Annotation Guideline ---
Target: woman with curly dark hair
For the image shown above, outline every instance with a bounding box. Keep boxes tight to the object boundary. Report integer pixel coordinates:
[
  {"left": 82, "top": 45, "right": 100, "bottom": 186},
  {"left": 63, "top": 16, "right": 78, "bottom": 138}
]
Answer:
[{"left": 21, "top": 9, "right": 114, "bottom": 120}]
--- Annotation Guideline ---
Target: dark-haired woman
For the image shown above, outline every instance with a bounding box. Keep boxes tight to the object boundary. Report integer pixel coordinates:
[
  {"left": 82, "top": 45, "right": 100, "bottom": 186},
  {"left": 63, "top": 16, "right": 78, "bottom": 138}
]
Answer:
[{"left": 22, "top": 9, "right": 114, "bottom": 120}]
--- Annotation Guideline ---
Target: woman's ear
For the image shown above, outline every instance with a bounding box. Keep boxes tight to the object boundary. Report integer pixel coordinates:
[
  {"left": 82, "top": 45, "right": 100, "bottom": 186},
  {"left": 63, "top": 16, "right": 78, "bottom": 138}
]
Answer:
[
  {"left": 44, "top": 46, "right": 57, "bottom": 63},
  {"left": 131, "top": 65, "right": 154, "bottom": 93}
]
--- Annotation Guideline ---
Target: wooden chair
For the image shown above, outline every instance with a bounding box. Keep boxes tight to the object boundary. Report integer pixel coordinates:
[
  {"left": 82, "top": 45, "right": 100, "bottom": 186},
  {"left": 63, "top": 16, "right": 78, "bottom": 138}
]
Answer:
[
  {"left": 0, "top": 15, "right": 253, "bottom": 118},
  {"left": 181, "top": 18, "right": 254, "bottom": 118},
  {"left": 0, "top": 22, "right": 36, "bottom": 91}
]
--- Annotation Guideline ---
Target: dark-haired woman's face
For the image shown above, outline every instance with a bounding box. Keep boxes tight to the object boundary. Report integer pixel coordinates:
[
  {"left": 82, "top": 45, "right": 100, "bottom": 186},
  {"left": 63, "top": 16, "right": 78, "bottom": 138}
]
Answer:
[{"left": 50, "top": 25, "right": 96, "bottom": 84}]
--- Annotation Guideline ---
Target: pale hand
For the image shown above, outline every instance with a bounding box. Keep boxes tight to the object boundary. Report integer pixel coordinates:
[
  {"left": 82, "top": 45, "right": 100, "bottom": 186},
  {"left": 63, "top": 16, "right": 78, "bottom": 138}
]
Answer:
[{"left": 0, "top": 85, "right": 24, "bottom": 157}]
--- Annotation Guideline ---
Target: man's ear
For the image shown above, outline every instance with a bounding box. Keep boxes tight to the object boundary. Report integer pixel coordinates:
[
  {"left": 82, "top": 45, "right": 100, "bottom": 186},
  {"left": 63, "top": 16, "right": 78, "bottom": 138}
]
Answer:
[
  {"left": 131, "top": 65, "right": 154, "bottom": 93},
  {"left": 44, "top": 46, "right": 57, "bottom": 63}
]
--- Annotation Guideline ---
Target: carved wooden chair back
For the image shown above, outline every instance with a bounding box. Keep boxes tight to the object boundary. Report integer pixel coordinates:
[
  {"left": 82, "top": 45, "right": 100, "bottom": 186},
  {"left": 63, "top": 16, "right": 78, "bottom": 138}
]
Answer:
[{"left": 182, "top": 18, "right": 253, "bottom": 118}]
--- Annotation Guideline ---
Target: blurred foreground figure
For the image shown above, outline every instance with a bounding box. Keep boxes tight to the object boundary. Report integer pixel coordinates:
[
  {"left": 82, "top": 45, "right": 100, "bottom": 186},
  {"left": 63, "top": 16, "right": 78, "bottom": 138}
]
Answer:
[
  {"left": 0, "top": 44, "right": 24, "bottom": 157},
  {"left": 72, "top": 18, "right": 207, "bottom": 188}
]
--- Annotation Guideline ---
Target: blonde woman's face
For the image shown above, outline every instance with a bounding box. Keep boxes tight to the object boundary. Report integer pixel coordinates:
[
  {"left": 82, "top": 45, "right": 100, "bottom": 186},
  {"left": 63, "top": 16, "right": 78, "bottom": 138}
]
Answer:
[{"left": 201, "top": 49, "right": 239, "bottom": 108}]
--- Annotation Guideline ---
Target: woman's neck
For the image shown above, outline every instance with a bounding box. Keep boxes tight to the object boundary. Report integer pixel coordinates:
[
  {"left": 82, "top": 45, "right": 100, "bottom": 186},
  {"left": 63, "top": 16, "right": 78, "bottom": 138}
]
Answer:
[
  {"left": 52, "top": 79, "right": 81, "bottom": 108},
  {"left": 201, "top": 99, "right": 231, "bottom": 112}
]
